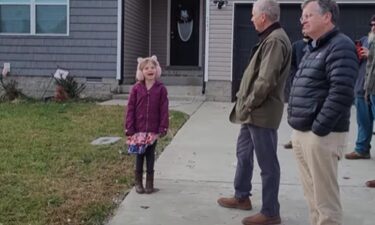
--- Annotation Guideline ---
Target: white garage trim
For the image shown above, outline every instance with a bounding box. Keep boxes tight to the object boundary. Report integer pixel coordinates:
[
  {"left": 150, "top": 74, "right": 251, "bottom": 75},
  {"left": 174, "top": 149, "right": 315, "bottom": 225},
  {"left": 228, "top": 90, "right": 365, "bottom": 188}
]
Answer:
[{"left": 116, "top": 0, "right": 123, "bottom": 80}]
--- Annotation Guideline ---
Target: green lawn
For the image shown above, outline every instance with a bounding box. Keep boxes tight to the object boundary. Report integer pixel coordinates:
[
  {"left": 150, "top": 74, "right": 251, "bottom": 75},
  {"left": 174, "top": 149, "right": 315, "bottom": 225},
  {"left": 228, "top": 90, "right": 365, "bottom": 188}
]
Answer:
[{"left": 0, "top": 102, "right": 188, "bottom": 225}]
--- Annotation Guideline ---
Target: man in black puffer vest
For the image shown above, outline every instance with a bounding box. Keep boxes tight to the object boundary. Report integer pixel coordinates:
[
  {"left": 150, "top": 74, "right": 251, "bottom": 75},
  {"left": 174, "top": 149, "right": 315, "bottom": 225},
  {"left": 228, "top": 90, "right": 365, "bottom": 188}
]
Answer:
[{"left": 287, "top": 1, "right": 358, "bottom": 225}]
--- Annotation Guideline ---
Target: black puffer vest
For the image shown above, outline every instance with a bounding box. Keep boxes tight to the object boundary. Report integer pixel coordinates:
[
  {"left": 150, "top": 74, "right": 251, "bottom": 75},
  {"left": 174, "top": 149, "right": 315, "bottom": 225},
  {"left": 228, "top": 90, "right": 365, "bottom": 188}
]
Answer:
[{"left": 287, "top": 28, "right": 358, "bottom": 136}]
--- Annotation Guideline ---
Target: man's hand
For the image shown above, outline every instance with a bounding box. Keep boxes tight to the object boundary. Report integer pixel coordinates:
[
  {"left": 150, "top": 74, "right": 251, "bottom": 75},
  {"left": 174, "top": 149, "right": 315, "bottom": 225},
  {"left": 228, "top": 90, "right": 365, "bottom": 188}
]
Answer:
[
  {"left": 365, "top": 91, "right": 369, "bottom": 103},
  {"left": 359, "top": 47, "right": 369, "bottom": 59}
]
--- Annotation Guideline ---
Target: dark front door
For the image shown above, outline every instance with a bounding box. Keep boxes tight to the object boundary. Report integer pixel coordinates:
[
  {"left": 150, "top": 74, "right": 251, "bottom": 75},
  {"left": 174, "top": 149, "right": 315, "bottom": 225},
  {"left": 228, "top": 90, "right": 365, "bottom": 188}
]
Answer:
[{"left": 170, "top": 0, "right": 199, "bottom": 66}]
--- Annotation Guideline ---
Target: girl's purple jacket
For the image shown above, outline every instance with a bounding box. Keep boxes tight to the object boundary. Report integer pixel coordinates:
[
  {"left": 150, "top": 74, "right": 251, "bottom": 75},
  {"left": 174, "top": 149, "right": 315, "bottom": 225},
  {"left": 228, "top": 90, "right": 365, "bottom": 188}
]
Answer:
[{"left": 125, "top": 80, "right": 169, "bottom": 136}]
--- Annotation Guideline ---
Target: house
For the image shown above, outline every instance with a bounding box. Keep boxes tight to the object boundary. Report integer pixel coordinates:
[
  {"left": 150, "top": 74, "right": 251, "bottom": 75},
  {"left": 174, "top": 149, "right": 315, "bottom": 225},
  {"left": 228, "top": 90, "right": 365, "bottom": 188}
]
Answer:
[
  {"left": 0, "top": 0, "right": 120, "bottom": 99},
  {"left": 0, "top": 0, "right": 374, "bottom": 101}
]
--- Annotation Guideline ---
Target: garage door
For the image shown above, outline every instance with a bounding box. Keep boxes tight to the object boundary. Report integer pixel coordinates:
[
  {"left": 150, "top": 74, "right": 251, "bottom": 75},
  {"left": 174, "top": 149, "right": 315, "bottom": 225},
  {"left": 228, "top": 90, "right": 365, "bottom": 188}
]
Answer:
[{"left": 232, "top": 3, "right": 375, "bottom": 102}]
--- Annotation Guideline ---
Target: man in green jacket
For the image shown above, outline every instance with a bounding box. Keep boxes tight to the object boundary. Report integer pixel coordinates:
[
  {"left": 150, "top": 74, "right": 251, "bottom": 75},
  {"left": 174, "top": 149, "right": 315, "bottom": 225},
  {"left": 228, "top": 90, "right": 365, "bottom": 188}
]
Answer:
[{"left": 217, "top": 0, "right": 291, "bottom": 225}]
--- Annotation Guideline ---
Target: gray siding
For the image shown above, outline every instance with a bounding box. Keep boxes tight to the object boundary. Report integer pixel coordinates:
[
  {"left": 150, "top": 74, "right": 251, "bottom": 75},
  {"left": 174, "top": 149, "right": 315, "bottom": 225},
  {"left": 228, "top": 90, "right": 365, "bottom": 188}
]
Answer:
[
  {"left": 151, "top": 0, "right": 168, "bottom": 67},
  {"left": 123, "top": 0, "right": 149, "bottom": 84},
  {"left": 208, "top": 3, "right": 233, "bottom": 81},
  {"left": 205, "top": 0, "right": 233, "bottom": 101},
  {"left": 0, "top": 0, "right": 118, "bottom": 78}
]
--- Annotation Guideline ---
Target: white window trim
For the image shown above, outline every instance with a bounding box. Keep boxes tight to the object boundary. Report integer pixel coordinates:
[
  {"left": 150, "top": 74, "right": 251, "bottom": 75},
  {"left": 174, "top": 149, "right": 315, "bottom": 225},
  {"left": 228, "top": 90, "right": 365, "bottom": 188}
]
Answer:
[{"left": 0, "top": 0, "right": 69, "bottom": 36}]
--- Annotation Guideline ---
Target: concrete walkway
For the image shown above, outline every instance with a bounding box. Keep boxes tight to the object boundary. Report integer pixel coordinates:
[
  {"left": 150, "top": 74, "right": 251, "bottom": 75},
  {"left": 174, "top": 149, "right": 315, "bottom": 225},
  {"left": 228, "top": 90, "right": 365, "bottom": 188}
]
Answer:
[{"left": 106, "top": 101, "right": 375, "bottom": 225}]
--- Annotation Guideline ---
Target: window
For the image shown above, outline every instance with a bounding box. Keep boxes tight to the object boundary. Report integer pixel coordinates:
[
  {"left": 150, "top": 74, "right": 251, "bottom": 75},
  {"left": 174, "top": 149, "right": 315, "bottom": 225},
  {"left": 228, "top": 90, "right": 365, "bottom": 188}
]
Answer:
[{"left": 0, "top": 0, "right": 68, "bottom": 35}]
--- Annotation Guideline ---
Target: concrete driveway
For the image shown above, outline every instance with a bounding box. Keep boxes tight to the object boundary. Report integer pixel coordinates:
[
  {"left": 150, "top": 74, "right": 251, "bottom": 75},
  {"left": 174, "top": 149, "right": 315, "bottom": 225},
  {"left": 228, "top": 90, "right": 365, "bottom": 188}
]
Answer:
[{"left": 107, "top": 101, "right": 375, "bottom": 225}]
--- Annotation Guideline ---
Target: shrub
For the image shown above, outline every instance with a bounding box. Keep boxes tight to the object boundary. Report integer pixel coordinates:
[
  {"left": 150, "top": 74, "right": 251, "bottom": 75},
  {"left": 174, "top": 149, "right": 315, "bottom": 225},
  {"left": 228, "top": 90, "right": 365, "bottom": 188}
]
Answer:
[
  {"left": 0, "top": 70, "right": 25, "bottom": 101},
  {"left": 54, "top": 75, "right": 86, "bottom": 100}
]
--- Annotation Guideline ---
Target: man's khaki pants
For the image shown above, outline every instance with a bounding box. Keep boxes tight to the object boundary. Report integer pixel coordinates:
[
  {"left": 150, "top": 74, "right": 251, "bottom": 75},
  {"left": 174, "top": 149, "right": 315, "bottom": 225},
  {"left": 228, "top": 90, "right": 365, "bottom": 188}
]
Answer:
[{"left": 292, "top": 130, "right": 347, "bottom": 225}]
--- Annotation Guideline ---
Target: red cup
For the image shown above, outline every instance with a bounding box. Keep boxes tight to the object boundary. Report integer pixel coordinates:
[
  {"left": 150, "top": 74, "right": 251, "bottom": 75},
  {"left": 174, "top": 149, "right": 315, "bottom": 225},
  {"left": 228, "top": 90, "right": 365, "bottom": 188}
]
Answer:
[{"left": 355, "top": 40, "right": 363, "bottom": 60}]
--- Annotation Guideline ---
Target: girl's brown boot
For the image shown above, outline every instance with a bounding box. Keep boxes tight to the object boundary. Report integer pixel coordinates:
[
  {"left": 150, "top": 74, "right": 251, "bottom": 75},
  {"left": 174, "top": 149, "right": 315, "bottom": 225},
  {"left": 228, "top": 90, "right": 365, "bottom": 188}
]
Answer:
[
  {"left": 145, "top": 171, "right": 154, "bottom": 194},
  {"left": 134, "top": 171, "right": 144, "bottom": 194}
]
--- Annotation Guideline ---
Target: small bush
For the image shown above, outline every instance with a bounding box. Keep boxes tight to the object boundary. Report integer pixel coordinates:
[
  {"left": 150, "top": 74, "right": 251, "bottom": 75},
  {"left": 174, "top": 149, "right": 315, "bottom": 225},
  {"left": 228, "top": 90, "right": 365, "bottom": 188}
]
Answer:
[
  {"left": 54, "top": 75, "right": 86, "bottom": 100},
  {"left": 0, "top": 71, "right": 26, "bottom": 102}
]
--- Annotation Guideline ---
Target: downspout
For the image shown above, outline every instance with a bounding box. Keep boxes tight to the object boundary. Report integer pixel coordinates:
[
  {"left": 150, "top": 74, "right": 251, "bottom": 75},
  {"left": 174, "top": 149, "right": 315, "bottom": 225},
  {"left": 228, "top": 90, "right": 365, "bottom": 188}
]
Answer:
[
  {"left": 116, "top": 0, "right": 123, "bottom": 82},
  {"left": 149, "top": 0, "right": 152, "bottom": 55},
  {"left": 203, "top": 0, "right": 210, "bottom": 94}
]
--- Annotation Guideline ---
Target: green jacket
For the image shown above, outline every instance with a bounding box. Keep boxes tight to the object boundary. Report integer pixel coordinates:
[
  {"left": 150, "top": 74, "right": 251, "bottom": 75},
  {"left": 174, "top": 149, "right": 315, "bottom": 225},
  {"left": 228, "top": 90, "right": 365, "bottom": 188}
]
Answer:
[{"left": 230, "top": 27, "right": 291, "bottom": 129}]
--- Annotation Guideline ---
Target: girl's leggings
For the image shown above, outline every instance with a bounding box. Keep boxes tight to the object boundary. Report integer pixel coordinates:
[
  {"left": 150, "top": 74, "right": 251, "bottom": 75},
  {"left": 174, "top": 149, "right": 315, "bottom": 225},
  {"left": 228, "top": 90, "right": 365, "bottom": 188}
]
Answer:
[{"left": 135, "top": 141, "right": 156, "bottom": 172}]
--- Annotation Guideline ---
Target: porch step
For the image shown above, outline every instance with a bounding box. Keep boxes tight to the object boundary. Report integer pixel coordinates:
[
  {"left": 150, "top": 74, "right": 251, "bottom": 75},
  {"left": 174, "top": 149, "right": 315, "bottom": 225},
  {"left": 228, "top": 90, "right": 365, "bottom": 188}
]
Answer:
[
  {"left": 112, "top": 85, "right": 206, "bottom": 101},
  {"left": 161, "top": 67, "right": 203, "bottom": 86},
  {"left": 160, "top": 76, "right": 202, "bottom": 86}
]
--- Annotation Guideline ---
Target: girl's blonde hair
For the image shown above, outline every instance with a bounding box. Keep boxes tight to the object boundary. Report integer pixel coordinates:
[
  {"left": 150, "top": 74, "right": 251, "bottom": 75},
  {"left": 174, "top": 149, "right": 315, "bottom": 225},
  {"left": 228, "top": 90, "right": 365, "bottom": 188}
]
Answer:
[{"left": 136, "top": 55, "right": 162, "bottom": 81}]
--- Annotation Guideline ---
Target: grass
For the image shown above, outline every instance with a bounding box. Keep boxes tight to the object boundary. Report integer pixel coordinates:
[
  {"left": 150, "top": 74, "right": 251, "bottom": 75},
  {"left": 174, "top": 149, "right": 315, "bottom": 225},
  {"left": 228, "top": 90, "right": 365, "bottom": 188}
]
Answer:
[{"left": 0, "top": 101, "right": 189, "bottom": 225}]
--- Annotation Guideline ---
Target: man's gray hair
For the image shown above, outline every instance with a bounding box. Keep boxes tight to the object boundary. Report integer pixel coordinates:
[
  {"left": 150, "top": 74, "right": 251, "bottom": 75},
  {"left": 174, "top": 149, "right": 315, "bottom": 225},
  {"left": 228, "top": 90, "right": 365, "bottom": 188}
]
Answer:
[
  {"left": 254, "top": 0, "right": 280, "bottom": 22},
  {"left": 302, "top": 0, "right": 339, "bottom": 24}
]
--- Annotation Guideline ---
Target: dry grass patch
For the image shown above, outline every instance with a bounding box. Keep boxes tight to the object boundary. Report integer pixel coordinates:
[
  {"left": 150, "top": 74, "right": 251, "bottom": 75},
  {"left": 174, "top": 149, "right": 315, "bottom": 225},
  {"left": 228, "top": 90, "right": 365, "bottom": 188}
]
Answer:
[{"left": 0, "top": 102, "right": 188, "bottom": 225}]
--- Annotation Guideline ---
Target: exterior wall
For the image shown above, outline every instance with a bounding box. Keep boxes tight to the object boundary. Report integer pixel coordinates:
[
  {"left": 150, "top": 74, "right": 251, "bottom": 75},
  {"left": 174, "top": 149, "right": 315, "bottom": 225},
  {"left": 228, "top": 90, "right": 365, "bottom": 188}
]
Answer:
[
  {"left": 150, "top": 0, "right": 168, "bottom": 68},
  {"left": 207, "top": 1, "right": 234, "bottom": 82},
  {"left": 206, "top": 80, "right": 231, "bottom": 101},
  {"left": 205, "top": 0, "right": 237, "bottom": 101},
  {"left": 123, "top": 0, "right": 150, "bottom": 84},
  {"left": 0, "top": 0, "right": 118, "bottom": 79}
]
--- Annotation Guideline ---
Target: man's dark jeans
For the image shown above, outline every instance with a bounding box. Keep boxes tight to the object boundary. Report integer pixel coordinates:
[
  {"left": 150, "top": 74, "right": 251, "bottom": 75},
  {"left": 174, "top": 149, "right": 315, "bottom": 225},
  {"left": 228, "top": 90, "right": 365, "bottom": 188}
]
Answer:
[{"left": 234, "top": 124, "right": 280, "bottom": 217}]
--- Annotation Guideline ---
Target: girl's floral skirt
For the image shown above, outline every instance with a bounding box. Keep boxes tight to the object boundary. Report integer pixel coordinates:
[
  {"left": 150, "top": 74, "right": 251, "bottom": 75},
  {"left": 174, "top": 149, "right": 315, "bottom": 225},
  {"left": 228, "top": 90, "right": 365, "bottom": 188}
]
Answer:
[{"left": 126, "top": 132, "right": 158, "bottom": 154}]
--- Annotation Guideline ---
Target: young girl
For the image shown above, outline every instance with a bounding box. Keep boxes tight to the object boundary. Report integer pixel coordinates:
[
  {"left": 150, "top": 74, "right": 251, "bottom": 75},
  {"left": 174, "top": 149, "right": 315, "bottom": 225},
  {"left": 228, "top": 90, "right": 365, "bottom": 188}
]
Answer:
[{"left": 124, "top": 55, "right": 169, "bottom": 194}]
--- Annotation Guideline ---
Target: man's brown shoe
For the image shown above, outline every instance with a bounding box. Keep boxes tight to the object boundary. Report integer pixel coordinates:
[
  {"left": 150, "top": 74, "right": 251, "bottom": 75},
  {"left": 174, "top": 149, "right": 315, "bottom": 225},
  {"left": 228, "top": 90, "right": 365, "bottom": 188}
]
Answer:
[
  {"left": 366, "top": 180, "right": 375, "bottom": 188},
  {"left": 345, "top": 151, "right": 370, "bottom": 160},
  {"left": 242, "top": 213, "right": 281, "bottom": 225},
  {"left": 283, "top": 140, "right": 292, "bottom": 149},
  {"left": 217, "top": 196, "right": 252, "bottom": 210}
]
